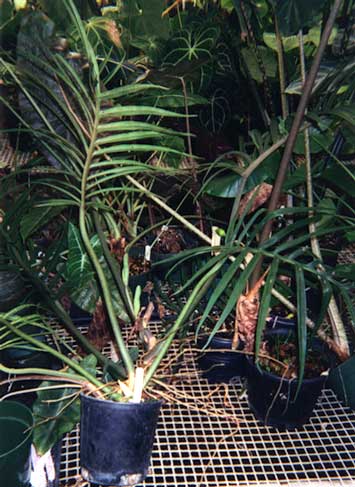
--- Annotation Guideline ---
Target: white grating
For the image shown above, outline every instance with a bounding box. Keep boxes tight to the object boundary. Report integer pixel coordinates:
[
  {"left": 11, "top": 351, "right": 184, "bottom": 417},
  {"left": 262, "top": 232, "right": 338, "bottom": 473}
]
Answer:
[{"left": 57, "top": 327, "right": 355, "bottom": 486}]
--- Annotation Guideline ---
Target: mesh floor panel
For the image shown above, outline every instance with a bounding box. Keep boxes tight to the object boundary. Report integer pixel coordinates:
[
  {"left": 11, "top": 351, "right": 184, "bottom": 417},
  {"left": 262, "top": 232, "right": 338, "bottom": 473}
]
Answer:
[{"left": 58, "top": 332, "right": 355, "bottom": 487}]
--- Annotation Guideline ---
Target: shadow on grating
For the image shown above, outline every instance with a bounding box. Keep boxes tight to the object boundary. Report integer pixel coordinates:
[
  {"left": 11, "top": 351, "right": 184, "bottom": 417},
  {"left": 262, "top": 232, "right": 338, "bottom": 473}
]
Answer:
[{"left": 58, "top": 329, "right": 355, "bottom": 486}]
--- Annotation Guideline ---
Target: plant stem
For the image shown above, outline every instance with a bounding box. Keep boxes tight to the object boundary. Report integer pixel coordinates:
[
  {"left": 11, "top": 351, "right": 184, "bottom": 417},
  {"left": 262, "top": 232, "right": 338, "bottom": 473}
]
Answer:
[
  {"left": 0, "top": 318, "right": 107, "bottom": 390},
  {"left": 79, "top": 101, "right": 134, "bottom": 379},
  {"left": 143, "top": 264, "right": 220, "bottom": 387},
  {"left": 299, "top": 29, "right": 349, "bottom": 359},
  {"left": 7, "top": 245, "right": 124, "bottom": 377},
  {"left": 274, "top": 14, "right": 288, "bottom": 119},
  {"left": 250, "top": 0, "right": 343, "bottom": 287},
  {"left": 179, "top": 76, "right": 204, "bottom": 233}
]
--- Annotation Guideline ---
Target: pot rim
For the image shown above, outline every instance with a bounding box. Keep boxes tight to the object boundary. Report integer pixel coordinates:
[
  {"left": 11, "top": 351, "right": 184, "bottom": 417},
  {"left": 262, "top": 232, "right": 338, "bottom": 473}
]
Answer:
[
  {"left": 246, "top": 355, "right": 329, "bottom": 384},
  {"left": 80, "top": 393, "right": 162, "bottom": 408}
]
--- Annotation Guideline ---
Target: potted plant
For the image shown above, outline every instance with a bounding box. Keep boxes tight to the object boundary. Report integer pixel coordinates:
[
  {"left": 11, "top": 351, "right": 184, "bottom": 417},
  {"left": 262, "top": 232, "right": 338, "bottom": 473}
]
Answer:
[
  {"left": 150, "top": 0, "right": 355, "bottom": 427},
  {"left": 0, "top": 1, "right": 219, "bottom": 484}
]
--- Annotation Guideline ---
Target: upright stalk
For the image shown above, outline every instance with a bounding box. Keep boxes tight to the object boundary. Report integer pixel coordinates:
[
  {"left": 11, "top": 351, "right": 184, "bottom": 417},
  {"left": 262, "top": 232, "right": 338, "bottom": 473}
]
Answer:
[
  {"left": 299, "top": 30, "right": 349, "bottom": 359},
  {"left": 79, "top": 101, "right": 134, "bottom": 380},
  {"left": 274, "top": 14, "right": 288, "bottom": 119},
  {"left": 250, "top": 0, "right": 343, "bottom": 287}
]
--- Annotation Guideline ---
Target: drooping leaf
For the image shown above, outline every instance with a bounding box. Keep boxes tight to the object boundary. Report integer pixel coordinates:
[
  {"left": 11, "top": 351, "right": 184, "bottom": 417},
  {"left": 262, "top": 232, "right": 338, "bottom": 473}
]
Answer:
[
  {"left": 65, "top": 224, "right": 129, "bottom": 319},
  {"left": 286, "top": 65, "right": 334, "bottom": 95}
]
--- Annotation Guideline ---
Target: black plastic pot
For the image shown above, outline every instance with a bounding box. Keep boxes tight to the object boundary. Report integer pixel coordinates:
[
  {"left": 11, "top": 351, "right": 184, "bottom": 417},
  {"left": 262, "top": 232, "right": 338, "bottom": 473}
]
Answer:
[
  {"left": 80, "top": 395, "right": 161, "bottom": 486},
  {"left": 246, "top": 330, "right": 331, "bottom": 430},
  {"left": 197, "top": 334, "right": 246, "bottom": 383}
]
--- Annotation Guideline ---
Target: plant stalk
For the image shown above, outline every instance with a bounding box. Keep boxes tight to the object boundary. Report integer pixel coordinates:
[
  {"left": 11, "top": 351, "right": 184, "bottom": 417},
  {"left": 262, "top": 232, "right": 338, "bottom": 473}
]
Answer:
[
  {"left": 79, "top": 102, "right": 134, "bottom": 379},
  {"left": 299, "top": 29, "right": 349, "bottom": 359},
  {"left": 250, "top": 0, "right": 343, "bottom": 287}
]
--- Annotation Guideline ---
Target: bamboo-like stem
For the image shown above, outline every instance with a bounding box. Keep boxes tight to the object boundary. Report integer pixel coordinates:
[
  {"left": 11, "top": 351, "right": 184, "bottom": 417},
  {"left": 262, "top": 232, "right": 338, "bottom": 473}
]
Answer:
[
  {"left": 79, "top": 99, "right": 134, "bottom": 379},
  {"left": 274, "top": 14, "right": 288, "bottom": 119},
  {"left": 250, "top": 0, "right": 343, "bottom": 287},
  {"left": 298, "top": 30, "right": 349, "bottom": 359}
]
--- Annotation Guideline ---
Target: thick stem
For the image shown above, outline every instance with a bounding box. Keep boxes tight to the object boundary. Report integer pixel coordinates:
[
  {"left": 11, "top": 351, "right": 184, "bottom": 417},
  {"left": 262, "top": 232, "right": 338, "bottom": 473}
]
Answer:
[{"left": 250, "top": 0, "right": 343, "bottom": 286}]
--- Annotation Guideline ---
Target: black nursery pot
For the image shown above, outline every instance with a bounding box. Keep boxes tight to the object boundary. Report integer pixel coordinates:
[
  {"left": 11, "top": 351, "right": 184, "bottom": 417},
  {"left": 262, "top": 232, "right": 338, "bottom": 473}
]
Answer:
[
  {"left": 246, "top": 331, "right": 331, "bottom": 430},
  {"left": 80, "top": 395, "right": 161, "bottom": 486},
  {"left": 197, "top": 334, "right": 246, "bottom": 383}
]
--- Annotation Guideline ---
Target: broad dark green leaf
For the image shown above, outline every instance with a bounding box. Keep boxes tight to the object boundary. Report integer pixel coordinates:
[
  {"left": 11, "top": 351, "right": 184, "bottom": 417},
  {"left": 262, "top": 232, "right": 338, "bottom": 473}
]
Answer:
[
  {"left": 204, "top": 152, "right": 280, "bottom": 198},
  {"left": 33, "top": 382, "right": 80, "bottom": 455},
  {"left": 322, "top": 166, "right": 355, "bottom": 197},
  {"left": 33, "top": 355, "right": 97, "bottom": 455},
  {"left": 65, "top": 224, "right": 129, "bottom": 319},
  {"left": 241, "top": 46, "right": 277, "bottom": 83},
  {"left": 275, "top": 0, "right": 327, "bottom": 36}
]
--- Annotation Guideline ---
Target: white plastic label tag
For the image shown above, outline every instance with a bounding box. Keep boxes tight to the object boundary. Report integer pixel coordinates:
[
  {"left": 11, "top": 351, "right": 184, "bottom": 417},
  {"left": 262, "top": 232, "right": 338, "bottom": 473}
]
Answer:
[{"left": 145, "top": 245, "right": 151, "bottom": 262}]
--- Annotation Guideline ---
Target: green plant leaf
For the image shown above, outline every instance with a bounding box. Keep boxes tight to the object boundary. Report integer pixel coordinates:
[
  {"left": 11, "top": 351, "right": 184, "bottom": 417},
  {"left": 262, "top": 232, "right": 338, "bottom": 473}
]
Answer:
[
  {"left": 333, "top": 264, "right": 355, "bottom": 280},
  {"left": 33, "top": 355, "right": 97, "bottom": 455},
  {"left": 275, "top": 0, "right": 327, "bottom": 36},
  {"left": 204, "top": 152, "right": 280, "bottom": 198},
  {"left": 241, "top": 46, "right": 277, "bottom": 83},
  {"left": 322, "top": 166, "right": 355, "bottom": 197},
  {"left": 263, "top": 26, "right": 337, "bottom": 52},
  {"left": 33, "top": 382, "right": 80, "bottom": 455},
  {"left": 293, "top": 127, "right": 333, "bottom": 155},
  {"left": 255, "top": 258, "right": 279, "bottom": 360},
  {"left": 20, "top": 205, "right": 65, "bottom": 240},
  {"left": 295, "top": 266, "right": 307, "bottom": 397}
]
